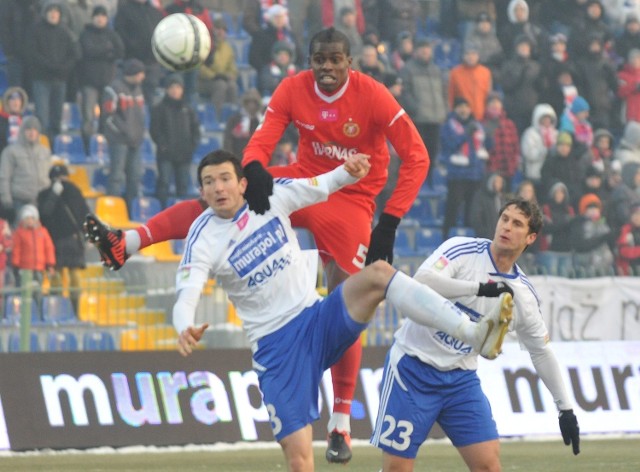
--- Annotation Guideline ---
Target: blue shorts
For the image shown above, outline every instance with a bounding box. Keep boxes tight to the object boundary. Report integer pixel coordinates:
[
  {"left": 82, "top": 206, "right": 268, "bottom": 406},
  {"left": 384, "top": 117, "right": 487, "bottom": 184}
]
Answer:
[
  {"left": 370, "top": 345, "right": 498, "bottom": 458},
  {"left": 252, "top": 284, "right": 367, "bottom": 441}
]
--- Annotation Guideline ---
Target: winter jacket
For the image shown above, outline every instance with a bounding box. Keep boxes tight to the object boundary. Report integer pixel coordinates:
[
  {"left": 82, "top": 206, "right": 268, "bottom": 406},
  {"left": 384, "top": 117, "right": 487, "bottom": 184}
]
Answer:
[
  {"left": 499, "top": 55, "right": 541, "bottom": 126},
  {"left": 78, "top": 23, "right": 125, "bottom": 90},
  {"left": 540, "top": 142, "right": 591, "bottom": 207},
  {"left": 102, "top": 77, "right": 145, "bottom": 147},
  {"left": 448, "top": 63, "right": 492, "bottom": 120},
  {"left": 483, "top": 110, "right": 520, "bottom": 178},
  {"left": 470, "top": 173, "right": 506, "bottom": 239},
  {"left": 570, "top": 215, "right": 614, "bottom": 275},
  {"left": 25, "top": 15, "right": 79, "bottom": 81},
  {"left": 11, "top": 223, "right": 56, "bottom": 271},
  {"left": 616, "top": 223, "right": 640, "bottom": 275},
  {"left": 0, "top": 218, "right": 12, "bottom": 271},
  {"left": 614, "top": 120, "right": 640, "bottom": 165},
  {"left": 114, "top": 0, "right": 163, "bottom": 64},
  {"left": 0, "top": 119, "right": 51, "bottom": 207},
  {"left": 542, "top": 182, "right": 575, "bottom": 252},
  {"left": 521, "top": 103, "right": 557, "bottom": 181},
  {"left": 150, "top": 96, "right": 200, "bottom": 164},
  {"left": 399, "top": 56, "right": 448, "bottom": 125},
  {"left": 0, "top": 86, "right": 29, "bottom": 153},
  {"left": 440, "top": 111, "right": 487, "bottom": 181}
]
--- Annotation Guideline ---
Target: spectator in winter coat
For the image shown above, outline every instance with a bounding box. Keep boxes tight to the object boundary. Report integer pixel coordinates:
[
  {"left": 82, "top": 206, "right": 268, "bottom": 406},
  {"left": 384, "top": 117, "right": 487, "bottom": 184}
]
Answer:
[
  {"left": 77, "top": 5, "right": 125, "bottom": 152},
  {"left": 470, "top": 172, "right": 506, "bottom": 239},
  {"left": 440, "top": 96, "right": 489, "bottom": 238},
  {"left": 499, "top": 0, "right": 548, "bottom": 59},
  {"left": 11, "top": 204, "right": 56, "bottom": 303},
  {"left": 25, "top": 1, "right": 80, "bottom": 140},
  {"left": 464, "top": 12, "right": 504, "bottom": 80},
  {"left": 540, "top": 130, "right": 591, "bottom": 209},
  {"left": 617, "top": 48, "right": 640, "bottom": 124},
  {"left": 608, "top": 161, "right": 640, "bottom": 238},
  {"left": 37, "top": 164, "right": 90, "bottom": 313},
  {"left": 570, "top": 192, "right": 615, "bottom": 277},
  {"left": 248, "top": 4, "right": 300, "bottom": 72},
  {"left": 0, "top": 217, "right": 12, "bottom": 317},
  {"left": 616, "top": 201, "right": 640, "bottom": 275},
  {"left": 150, "top": 74, "right": 200, "bottom": 207},
  {"left": 590, "top": 128, "right": 615, "bottom": 176},
  {"left": 615, "top": 14, "right": 640, "bottom": 64},
  {"left": 398, "top": 39, "right": 447, "bottom": 171},
  {"left": 448, "top": 42, "right": 493, "bottom": 120},
  {"left": 539, "top": 181, "right": 575, "bottom": 276},
  {"left": 0, "top": 87, "right": 48, "bottom": 156},
  {"left": 539, "top": 33, "right": 577, "bottom": 112},
  {"left": 102, "top": 58, "right": 146, "bottom": 210},
  {"left": 482, "top": 92, "right": 520, "bottom": 191},
  {"left": 0, "top": 117, "right": 51, "bottom": 219},
  {"left": 223, "top": 88, "right": 263, "bottom": 158},
  {"left": 560, "top": 95, "right": 594, "bottom": 147},
  {"left": 521, "top": 103, "right": 558, "bottom": 191},
  {"left": 259, "top": 40, "right": 298, "bottom": 97},
  {"left": 197, "top": 18, "right": 239, "bottom": 121},
  {"left": 334, "top": 6, "right": 365, "bottom": 59}
]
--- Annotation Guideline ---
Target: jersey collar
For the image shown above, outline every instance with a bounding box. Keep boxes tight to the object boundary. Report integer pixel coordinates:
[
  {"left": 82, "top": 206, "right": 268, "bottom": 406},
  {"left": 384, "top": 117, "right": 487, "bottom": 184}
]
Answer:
[
  {"left": 486, "top": 243, "right": 520, "bottom": 279},
  {"left": 314, "top": 73, "right": 350, "bottom": 104}
]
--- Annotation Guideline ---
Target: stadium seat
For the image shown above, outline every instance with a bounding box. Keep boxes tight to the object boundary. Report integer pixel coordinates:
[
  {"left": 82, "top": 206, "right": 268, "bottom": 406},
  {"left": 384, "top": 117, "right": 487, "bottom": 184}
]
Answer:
[
  {"left": 394, "top": 228, "right": 417, "bottom": 257},
  {"left": 130, "top": 196, "right": 162, "bottom": 222},
  {"left": 41, "top": 295, "right": 77, "bottom": 324},
  {"left": 8, "top": 332, "right": 41, "bottom": 352},
  {"left": 229, "top": 37, "right": 251, "bottom": 66},
  {"left": 141, "top": 135, "right": 156, "bottom": 164},
  {"left": 83, "top": 330, "right": 116, "bottom": 351},
  {"left": 142, "top": 167, "right": 157, "bottom": 195},
  {"left": 88, "top": 133, "right": 110, "bottom": 164},
  {"left": 196, "top": 103, "right": 222, "bottom": 132},
  {"left": 3, "top": 294, "right": 40, "bottom": 325},
  {"left": 447, "top": 226, "right": 475, "bottom": 238},
  {"left": 433, "top": 38, "right": 461, "bottom": 70},
  {"left": 61, "top": 102, "right": 82, "bottom": 132},
  {"left": 0, "top": 68, "right": 7, "bottom": 96},
  {"left": 192, "top": 135, "right": 221, "bottom": 162},
  {"left": 46, "top": 331, "right": 78, "bottom": 352},
  {"left": 220, "top": 103, "right": 240, "bottom": 122},
  {"left": 140, "top": 240, "right": 182, "bottom": 263},
  {"left": 415, "top": 227, "right": 443, "bottom": 255},
  {"left": 91, "top": 166, "right": 109, "bottom": 193},
  {"left": 53, "top": 133, "right": 87, "bottom": 164},
  {"left": 94, "top": 195, "right": 141, "bottom": 229},
  {"left": 68, "top": 165, "right": 104, "bottom": 199}
]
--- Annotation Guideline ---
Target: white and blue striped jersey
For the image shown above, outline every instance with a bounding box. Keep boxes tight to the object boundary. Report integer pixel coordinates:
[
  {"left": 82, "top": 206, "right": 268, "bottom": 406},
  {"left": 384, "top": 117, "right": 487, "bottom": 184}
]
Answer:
[
  {"left": 174, "top": 167, "right": 357, "bottom": 345},
  {"left": 394, "top": 236, "right": 549, "bottom": 371}
]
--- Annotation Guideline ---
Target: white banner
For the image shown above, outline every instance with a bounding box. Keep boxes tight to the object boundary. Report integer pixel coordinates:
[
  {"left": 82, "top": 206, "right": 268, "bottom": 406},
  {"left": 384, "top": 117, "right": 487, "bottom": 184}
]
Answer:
[
  {"left": 478, "top": 341, "right": 640, "bottom": 437},
  {"left": 508, "top": 276, "right": 640, "bottom": 342}
]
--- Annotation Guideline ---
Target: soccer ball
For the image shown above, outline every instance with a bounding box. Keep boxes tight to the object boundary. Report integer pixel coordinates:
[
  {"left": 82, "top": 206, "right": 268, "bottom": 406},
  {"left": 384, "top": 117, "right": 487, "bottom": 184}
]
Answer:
[{"left": 151, "top": 13, "right": 212, "bottom": 71}]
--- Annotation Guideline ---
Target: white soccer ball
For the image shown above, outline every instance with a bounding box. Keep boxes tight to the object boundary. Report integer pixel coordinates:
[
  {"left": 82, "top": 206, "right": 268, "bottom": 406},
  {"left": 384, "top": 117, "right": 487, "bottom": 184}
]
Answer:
[{"left": 151, "top": 13, "right": 212, "bottom": 72}]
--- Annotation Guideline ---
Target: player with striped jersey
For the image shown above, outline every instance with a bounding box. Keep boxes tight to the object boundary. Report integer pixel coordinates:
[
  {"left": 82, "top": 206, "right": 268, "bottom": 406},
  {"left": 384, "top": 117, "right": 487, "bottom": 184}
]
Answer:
[{"left": 371, "top": 198, "right": 580, "bottom": 471}]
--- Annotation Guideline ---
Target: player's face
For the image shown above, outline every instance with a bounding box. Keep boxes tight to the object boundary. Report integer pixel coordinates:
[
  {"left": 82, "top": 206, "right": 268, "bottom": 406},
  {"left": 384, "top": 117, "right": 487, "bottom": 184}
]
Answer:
[
  {"left": 493, "top": 205, "right": 537, "bottom": 256},
  {"left": 309, "top": 41, "right": 352, "bottom": 93},
  {"left": 199, "top": 162, "right": 247, "bottom": 219}
]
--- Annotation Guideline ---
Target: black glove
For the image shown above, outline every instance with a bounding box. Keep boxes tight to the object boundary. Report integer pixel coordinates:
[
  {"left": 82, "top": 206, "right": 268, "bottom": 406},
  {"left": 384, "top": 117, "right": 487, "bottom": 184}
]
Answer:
[
  {"left": 243, "top": 161, "right": 273, "bottom": 215},
  {"left": 477, "top": 281, "right": 514, "bottom": 298},
  {"left": 559, "top": 409, "right": 580, "bottom": 455},
  {"left": 365, "top": 213, "right": 401, "bottom": 265}
]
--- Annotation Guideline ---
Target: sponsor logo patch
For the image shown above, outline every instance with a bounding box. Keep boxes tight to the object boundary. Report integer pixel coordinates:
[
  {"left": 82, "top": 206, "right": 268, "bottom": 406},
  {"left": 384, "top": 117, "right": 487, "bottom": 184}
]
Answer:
[
  {"left": 319, "top": 109, "right": 338, "bottom": 121},
  {"left": 433, "top": 256, "right": 449, "bottom": 271}
]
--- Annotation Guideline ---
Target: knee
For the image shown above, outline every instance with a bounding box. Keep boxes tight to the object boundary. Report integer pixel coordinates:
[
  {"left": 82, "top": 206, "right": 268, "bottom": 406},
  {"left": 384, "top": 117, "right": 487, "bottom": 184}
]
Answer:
[
  {"left": 365, "top": 260, "right": 396, "bottom": 288},
  {"left": 287, "top": 454, "right": 313, "bottom": 472}
]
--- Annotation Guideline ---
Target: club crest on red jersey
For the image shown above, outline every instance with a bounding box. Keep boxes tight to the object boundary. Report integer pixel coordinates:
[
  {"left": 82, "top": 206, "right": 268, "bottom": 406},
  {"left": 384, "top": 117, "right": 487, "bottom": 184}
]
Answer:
[{"left": 343, "top": 119, "right": 360, "bottom": 137}]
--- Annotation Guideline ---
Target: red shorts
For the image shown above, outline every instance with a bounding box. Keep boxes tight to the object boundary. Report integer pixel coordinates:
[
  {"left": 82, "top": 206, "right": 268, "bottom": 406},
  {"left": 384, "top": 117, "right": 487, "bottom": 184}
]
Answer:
[{"left": 269, "top": 165, "right": 375, "bottom": 274}]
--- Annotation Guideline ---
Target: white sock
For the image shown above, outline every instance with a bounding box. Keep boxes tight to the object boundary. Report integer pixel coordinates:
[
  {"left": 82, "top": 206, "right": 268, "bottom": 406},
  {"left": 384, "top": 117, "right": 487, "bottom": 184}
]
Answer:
[
  {"left": 327, "top": 412, "right": 351, "bottom": 434},
  {"left": 124, "top": 230, "right": 141, "bottom": 255},
  {"left": 386, "top": 271, "right": 474, "bottom": 342}
]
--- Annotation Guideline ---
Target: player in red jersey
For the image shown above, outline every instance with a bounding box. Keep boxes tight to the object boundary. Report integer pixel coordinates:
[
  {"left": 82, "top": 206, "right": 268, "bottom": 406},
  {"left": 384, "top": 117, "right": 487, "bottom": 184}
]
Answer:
[{"left": 85, "top": 27, "right": 429, "bottom": 463}]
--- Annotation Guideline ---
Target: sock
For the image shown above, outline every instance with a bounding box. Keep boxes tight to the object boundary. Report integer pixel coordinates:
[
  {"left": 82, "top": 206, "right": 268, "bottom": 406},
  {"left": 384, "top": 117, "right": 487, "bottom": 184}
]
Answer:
[
  {"left": 134, "top": 199, "right": 206, "bottom": 250},
  {"left": 330, "top": 337, "right": 361, "bottom": 421},
  {"left": 386, "top": 271, "right": 474, "bottom": 342},
  {"left": 327, "top": 412, "right": 351, "bottom": 434},
  {"left": 124, "top": 230, "right": 141, "bottom": 255}
]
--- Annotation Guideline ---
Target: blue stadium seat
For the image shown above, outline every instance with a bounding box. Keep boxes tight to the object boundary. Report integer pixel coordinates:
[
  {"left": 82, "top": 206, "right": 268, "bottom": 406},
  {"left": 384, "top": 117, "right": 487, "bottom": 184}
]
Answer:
[
  {"left": 142, "top": 167, "right": 157, "bottom": 195},
  {"left": 172, "top": 238, "right": 186, "bottom": 255},
  {"left": 294, "top": 227, "right": 316, "bottom": 250},
  {"left": 92, "top": 166, "right": 109, "bottom": 193},
  {"left": 196, "top": 102, "right": 222, "bottom": 132},
  {"left": 415, "top": 227, "right": 443, "bottom": 255},
  {"left": 46, "top": 331, "right": 78, "bottom": 352},
  {"left": 447, "top": 226, "right": 475, "bottom": 238},
  {"left": 237, "top": 66, "right": 257, "bottom": 95},
  {"left": 192, "top": 135, "right": 221, "bottom": 162},
  {"left": 83, "top": 330, "right": 115, "bottom": 351},
  {"left": 220, "top": 103, "right": 240, "bottom": 122},
  {"left": 3, "top": 294, "right": 40, "bottom": 325},
  {"left": 0, "top": 67, "right": 7, "bottom": 96},
  {"left": 141, "top": 135, "right": 156, "bottom": 164},
  {"left": 8, "top": 332, "right": 41, "bottom": 352},
  {"left": 89, "top": 133, "right": 110, "bottom": 164},
  {"left": 41, "top": 295, "right": 77, "bottom": 324},
  {"left": 130, "top": 196, "right": 162, "bottom": 222},
  {"left": 229, "top": 37, "right": 251, "bottom": 66},
  {"left": 53, "top": 133, "right": 87, "bottom": 164},
  {"left": 433, "top": 38, "right": 461, "bottom": 70},
  {"left": 394, "top": 228, "right": 417, "bottom": 257},
  {"left": 61, "top": 101, "right": 81, "bottom": 132}
]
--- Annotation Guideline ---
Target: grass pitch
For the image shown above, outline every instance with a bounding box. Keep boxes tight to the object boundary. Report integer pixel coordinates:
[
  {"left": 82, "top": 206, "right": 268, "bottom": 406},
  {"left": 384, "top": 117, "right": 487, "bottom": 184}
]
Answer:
[{"left": 1, "top": 437, "right": 638, "bottom": 471}]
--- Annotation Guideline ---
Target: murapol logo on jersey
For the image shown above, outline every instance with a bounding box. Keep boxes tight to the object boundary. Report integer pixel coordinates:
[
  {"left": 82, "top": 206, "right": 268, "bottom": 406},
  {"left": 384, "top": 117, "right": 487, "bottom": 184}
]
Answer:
[{"left": 229, "top": 218, "right": 288, "bottom": 278}]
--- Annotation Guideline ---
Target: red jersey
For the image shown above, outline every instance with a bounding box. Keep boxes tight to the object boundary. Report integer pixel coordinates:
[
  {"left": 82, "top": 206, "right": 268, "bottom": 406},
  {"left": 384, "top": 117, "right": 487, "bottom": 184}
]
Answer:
[{"left": 242, "top": 69, "right": 429, "bottom": 218}]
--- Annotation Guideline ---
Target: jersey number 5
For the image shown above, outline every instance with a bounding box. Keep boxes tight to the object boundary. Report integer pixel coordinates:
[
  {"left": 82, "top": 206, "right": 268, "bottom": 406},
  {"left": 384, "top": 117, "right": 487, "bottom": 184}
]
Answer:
[
  {"left": 379, "top": 414, "right": 414, "bottom": 451},
  {"left": 352, "top": 243, "right": 367, "bottom": 269}
]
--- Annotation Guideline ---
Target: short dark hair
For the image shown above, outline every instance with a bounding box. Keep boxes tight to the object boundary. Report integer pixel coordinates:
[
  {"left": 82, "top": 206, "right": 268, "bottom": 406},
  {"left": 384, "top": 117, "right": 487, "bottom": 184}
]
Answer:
[
  {"left": 197, "top": 150, "right": 244, "bottom": 187},
  {"left": 498, "top": 197, "right": 543, "bottom": 234},
  {"left": 309, "top": 27, "right": 351, "bottom": 57}
]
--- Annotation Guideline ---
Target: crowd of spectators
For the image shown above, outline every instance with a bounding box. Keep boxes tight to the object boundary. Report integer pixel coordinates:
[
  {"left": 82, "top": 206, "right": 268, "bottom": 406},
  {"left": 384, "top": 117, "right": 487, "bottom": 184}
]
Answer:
[{"left": 1, "top": 0, "right": 640, "bottom": 279}]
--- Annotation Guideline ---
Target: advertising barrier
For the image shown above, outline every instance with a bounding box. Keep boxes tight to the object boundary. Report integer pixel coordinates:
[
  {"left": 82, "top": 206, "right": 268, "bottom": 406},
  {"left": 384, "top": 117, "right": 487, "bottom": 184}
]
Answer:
[{"left": 0, "top": 341, "right": 638, "bottom": 451}]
